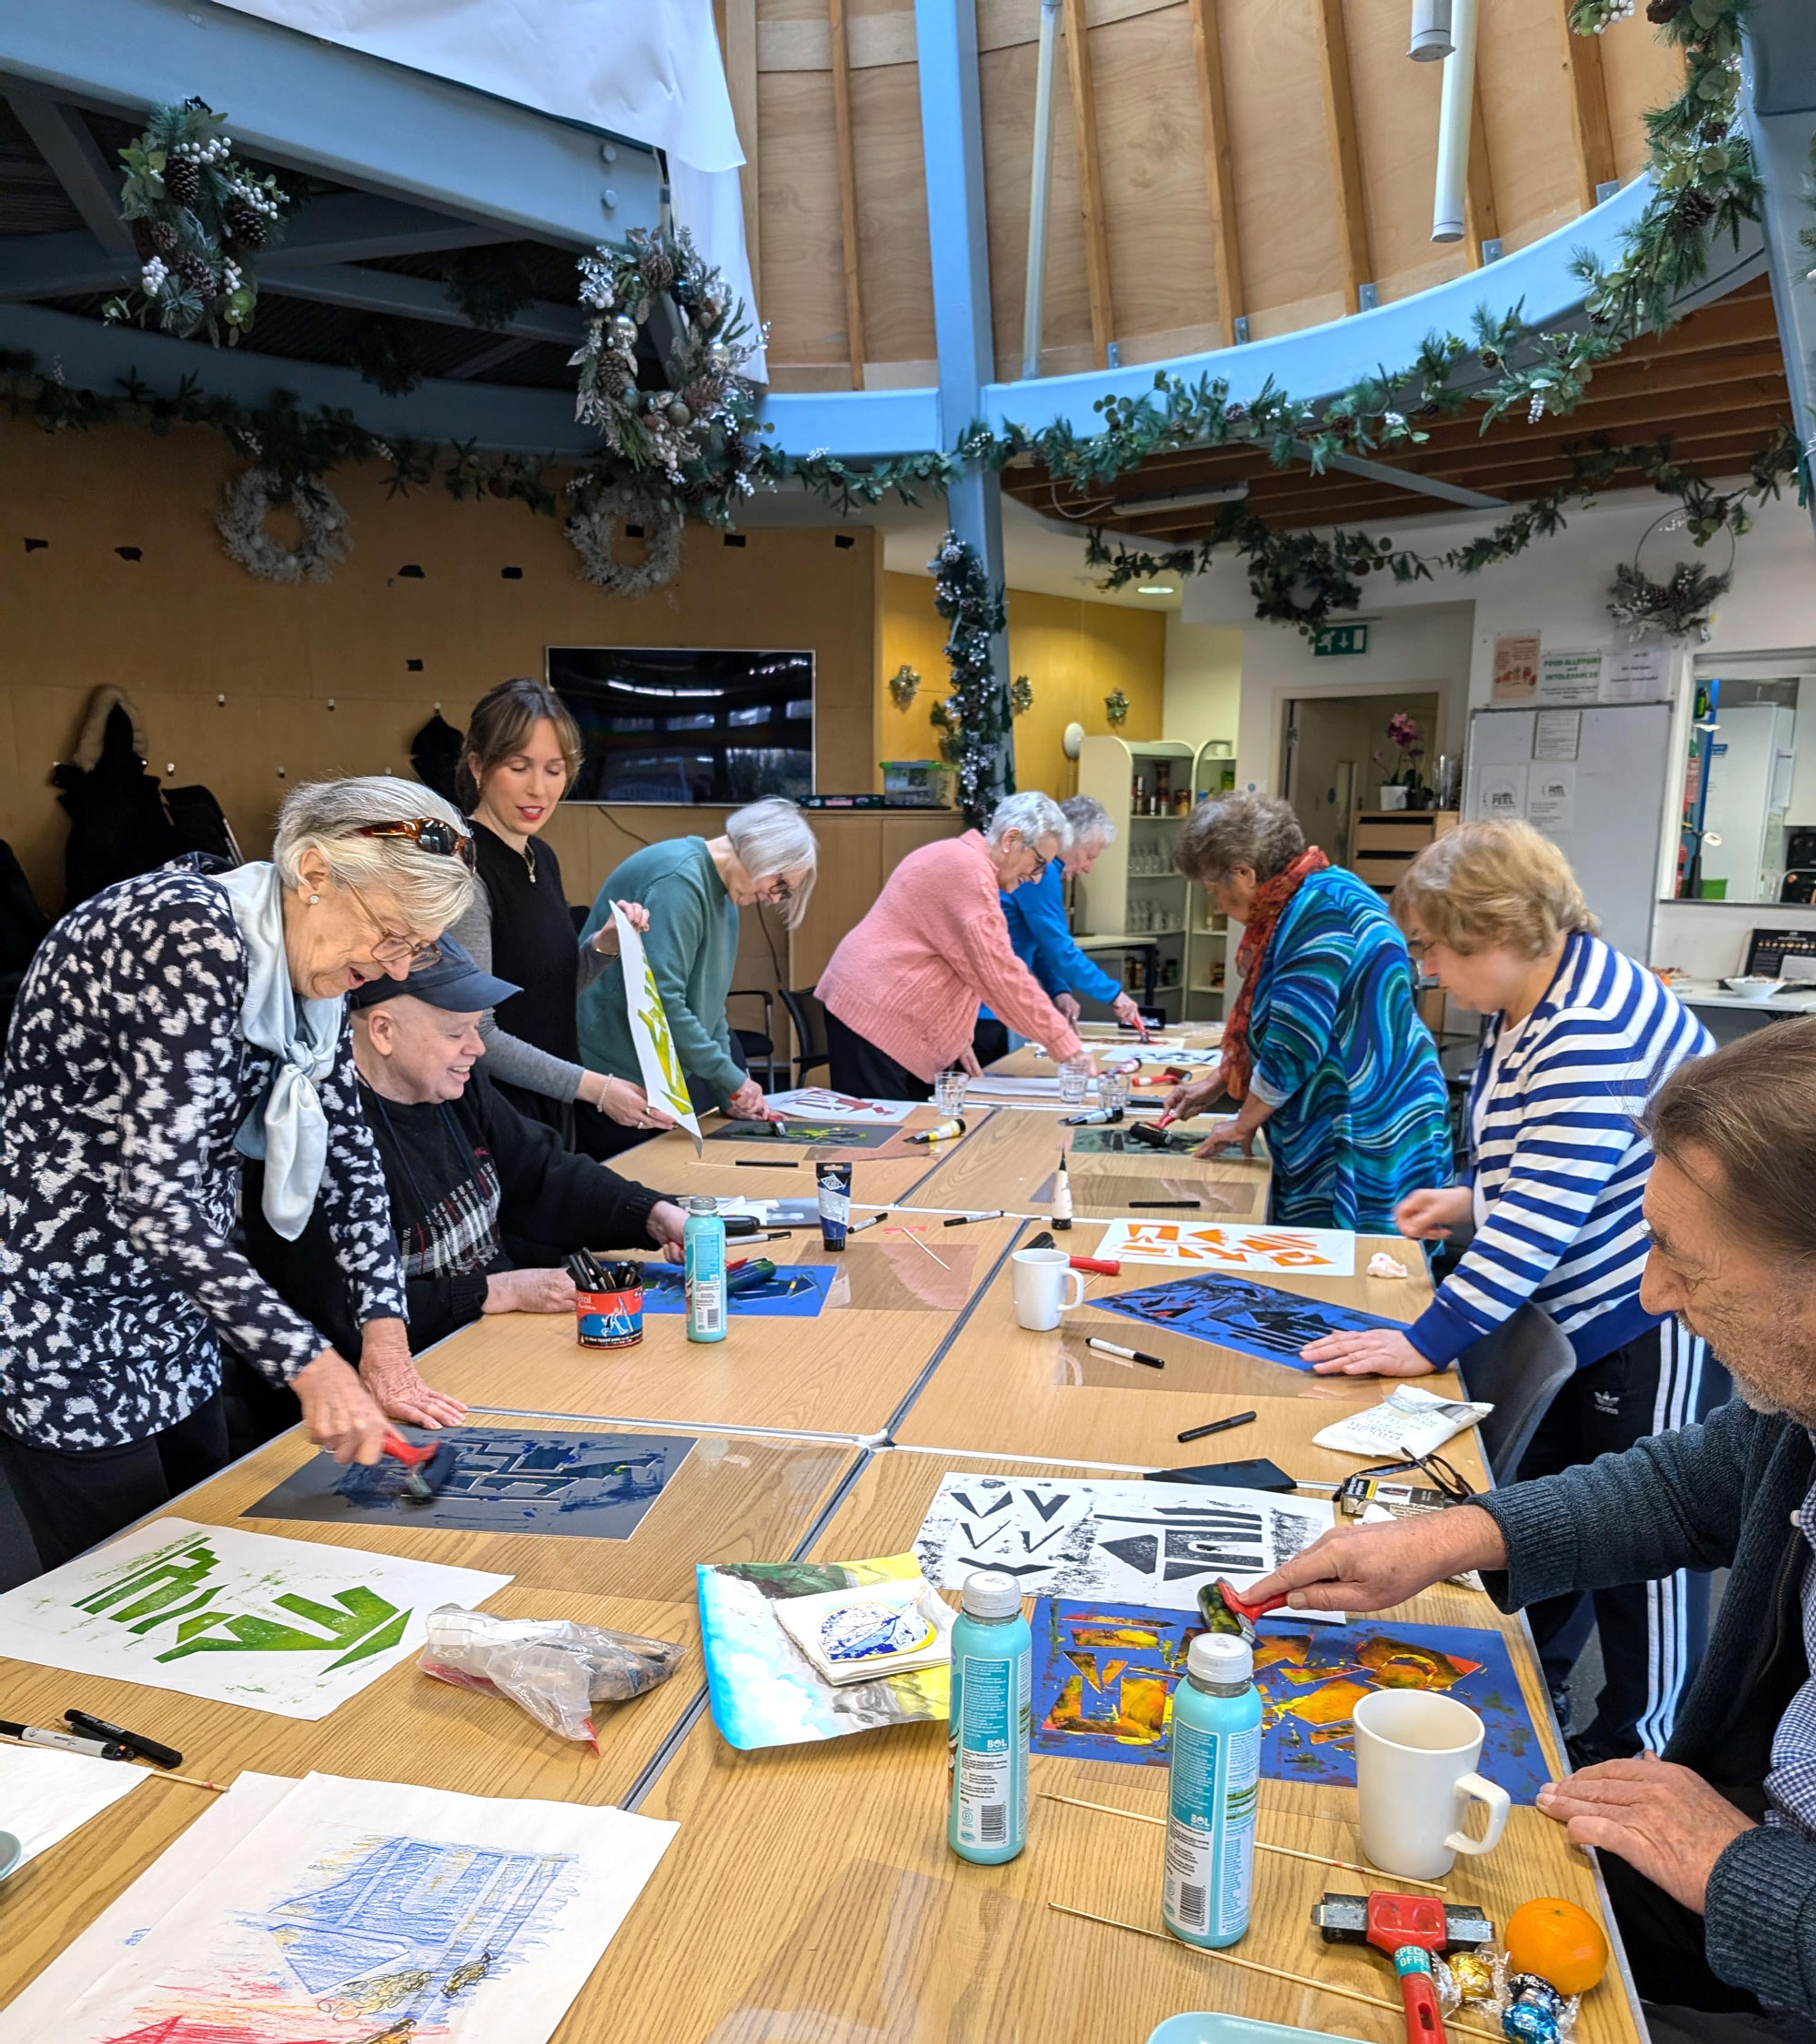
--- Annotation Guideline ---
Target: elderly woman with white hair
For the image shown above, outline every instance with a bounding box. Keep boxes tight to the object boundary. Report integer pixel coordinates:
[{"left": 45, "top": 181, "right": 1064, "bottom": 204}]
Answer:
[
  {"left": 578, "top": 798, "right": 819, "bottom": 1123},
  {"left": 816, "top": 790, "right": 1090, "bottom": 1098},
  {"left": 0, "top": 778, "right": 475, "bottom": 1570}
]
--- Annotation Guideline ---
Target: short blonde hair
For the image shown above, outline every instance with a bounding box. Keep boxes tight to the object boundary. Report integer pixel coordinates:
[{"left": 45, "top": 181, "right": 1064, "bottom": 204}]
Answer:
[
  {"left": 1393, "top": 820, "right": 1596, "bottom": 959},
  {"left": 272, "top": 777, "right": 475, "bottom": 939}
]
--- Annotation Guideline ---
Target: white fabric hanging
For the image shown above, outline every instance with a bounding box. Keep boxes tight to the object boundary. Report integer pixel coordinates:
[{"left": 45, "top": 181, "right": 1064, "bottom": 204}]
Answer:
[{"left": 211, "top": 0, "right": 766, "bottom": 375}]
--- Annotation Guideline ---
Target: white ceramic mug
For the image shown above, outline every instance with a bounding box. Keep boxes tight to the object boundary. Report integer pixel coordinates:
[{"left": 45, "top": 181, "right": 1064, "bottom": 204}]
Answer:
[
  {"left": 1011, "top": 1247, "right": 1086, "bottom": 1331},
  {"left": 1353, "top": 1689, "right": 1511, "bottom": 1880}
]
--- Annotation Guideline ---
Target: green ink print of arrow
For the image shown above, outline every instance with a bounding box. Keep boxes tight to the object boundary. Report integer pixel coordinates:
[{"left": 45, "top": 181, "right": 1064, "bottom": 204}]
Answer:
[
  {"left": 327, "top": 1606, "right": 409, "bottom": 1669},
  {"left": 153, "top": 1586, "right": 408, "bottom": 1662}
]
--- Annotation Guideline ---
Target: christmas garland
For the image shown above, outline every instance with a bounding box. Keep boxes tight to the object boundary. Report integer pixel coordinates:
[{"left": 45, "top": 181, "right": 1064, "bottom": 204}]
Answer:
[
  {"left": 929, "top": 530, "right": 1013, "bottom": 828},
  {"left": 103, "top": 100, "right": 288, "bottom": 345}
]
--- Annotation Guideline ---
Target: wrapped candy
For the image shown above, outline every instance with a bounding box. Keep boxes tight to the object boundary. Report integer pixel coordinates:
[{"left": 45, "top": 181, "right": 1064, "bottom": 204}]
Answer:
[
  {"left": 1501, "top": 1969, "right": 1580, "bottom": 2044},
  {"left": 1502, "top": 2002, "right": 1559, "bottom": 2044},
  {"left": 1508, "top": 1975, "right": 1568, "bottom": 2021},
  {"left": 1449, "top": 1951, "right": 1500, "bottom": 2007}
]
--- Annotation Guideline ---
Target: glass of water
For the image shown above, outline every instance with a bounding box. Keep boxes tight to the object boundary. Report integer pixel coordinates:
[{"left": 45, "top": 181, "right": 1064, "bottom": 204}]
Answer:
[
  {"left": 1097, "top": 1066, "right": 1130, "bottom": 1116},
  {"left": 1058, "top": 1054, "right": 1091, "bottom": 1107},
  {"left": 935, "top": 1066, "right": 969, "bottom": 1116}
]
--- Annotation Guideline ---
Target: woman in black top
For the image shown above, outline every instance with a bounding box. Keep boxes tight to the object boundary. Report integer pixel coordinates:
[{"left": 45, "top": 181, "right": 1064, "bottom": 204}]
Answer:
[{"left": 446, "top": 677, "right": 673, "bottom": 1153}]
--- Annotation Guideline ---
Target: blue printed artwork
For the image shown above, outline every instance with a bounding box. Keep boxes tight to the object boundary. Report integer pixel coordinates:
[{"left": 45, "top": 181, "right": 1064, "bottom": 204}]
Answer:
[
  {"left": 1029, "top": 1599, "right": 1551, "bottom": 1802},
  {"left": 245, "top": 1428, "right": 696, "bottom": 1536},
  {"left": 1095, "top": 1271, "right": 1407, "bottom": 1370},
  {"left": 641, "top": 1264, "right": 834, "bottom": 1318}
]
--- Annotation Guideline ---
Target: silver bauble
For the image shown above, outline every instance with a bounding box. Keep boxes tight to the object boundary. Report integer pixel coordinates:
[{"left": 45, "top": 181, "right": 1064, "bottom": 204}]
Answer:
[{"left": 666, "top": 401, "right": 692, "bottom": 430}]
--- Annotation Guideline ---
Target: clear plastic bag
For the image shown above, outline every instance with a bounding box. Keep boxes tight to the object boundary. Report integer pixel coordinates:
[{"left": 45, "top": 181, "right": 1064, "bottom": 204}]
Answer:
[{"left": 418, "top": 1604, "right": 684, "bottom": 1747}]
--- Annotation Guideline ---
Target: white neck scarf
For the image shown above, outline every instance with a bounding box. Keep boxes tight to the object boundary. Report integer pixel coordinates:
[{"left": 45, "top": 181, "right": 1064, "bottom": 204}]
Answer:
[{"left": 218, "top": 860, "right": 345, "bottom": 1241}]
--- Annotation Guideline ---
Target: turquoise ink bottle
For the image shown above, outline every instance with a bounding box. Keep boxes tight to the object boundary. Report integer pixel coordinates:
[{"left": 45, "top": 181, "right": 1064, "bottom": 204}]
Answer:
[
  {"left": 947, "top": 1570, "right": 1031, "bottom": 1864},
  {"left": 683, "top": 1196, "right": 727, "bottom": 1344},
  {"left": 1162, "top": 1630, "right": 1261, "bottom": 1948}
]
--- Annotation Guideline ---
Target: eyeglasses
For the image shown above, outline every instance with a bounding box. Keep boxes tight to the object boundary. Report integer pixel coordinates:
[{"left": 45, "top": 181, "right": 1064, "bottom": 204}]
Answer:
[
  {"left": 1406, "top": 933, "right": 1434, "bottom": 961},
  {"left": 347, "top": 882, "right": 442, "bottom": 970},
  {"left": 759, "top": 873, "right": 796, "bottom": 908},
  {"left": 1357, "top": 1448, "right": 1476, "bottom": 1502},
  {"left": 356, "top": 818, "right": 477, "bottom": 871}
]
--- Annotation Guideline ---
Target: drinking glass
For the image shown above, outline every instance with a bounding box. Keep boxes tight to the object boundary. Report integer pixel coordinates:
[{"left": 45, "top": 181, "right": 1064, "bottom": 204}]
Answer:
[
  {"left": 1058, "top": 1055, "right": 1091, "bottom": 1107},
  {"left": 935, "top": 1066, "right": 969, "bottom": 1115},
  {"left": 1098, "top": 1067, "right": 1130, "bottom": 1116}
]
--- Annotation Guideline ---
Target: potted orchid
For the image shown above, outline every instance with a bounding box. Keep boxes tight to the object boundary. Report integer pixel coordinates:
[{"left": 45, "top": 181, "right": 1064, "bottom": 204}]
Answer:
[{"left": 1374, "top": 711, "right": 1426, "bottom": 811}]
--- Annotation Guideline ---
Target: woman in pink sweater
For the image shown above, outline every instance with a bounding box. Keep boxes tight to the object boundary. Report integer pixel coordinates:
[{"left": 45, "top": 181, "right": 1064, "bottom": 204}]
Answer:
[{"left": 817, "top": 791, "right": 1089, "bottom": 1096}]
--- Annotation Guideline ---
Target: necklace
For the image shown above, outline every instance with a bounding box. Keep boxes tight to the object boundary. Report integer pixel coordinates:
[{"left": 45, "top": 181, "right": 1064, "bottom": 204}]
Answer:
[{"left": 523, "top": 838, "right": 537, "bottom": 884}]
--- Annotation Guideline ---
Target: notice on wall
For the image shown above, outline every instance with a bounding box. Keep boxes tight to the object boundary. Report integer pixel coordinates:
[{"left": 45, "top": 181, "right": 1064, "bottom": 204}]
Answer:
[
  {"left": 1491, "top": 633, "right": 1541, "bottom": 704},
  {"left": 1537, "top": 648, "right": 1605, "bottom": 705},
  {"left": 1477, "top": 764, "right": 1528, "bottom": 820},
  {"left": 1533, "top": 710, "right": 1582, "bottom": 763},
  {"left": 1601, "top": 645, "right": 1672, "bottom": 703},
  {"left": 1526, "top": 764, "right": 1577, "bottom": 833}
]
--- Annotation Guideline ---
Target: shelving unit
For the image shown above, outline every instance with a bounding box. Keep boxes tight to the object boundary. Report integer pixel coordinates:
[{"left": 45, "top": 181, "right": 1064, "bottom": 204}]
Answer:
[
  {"left": 1350, "top": 809, "right": 1458, "bottom": 1032},
  {"left": 1073, "top": 736, "right": 1196, "bottom": 1017},
  {"left": 1184, "top": 738, "right": 1238, "bottom": 1022}
]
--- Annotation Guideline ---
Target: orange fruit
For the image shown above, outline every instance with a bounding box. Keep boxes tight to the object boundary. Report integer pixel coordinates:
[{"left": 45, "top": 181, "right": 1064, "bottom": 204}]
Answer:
[{"left": 1504, "top": 1898, "right": 1609, "bottom": 1997}]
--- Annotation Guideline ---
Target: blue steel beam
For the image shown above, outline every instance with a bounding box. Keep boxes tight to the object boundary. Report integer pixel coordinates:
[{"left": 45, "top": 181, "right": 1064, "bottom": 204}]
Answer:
[
  {"left": 0, "top": 0, "right": 659, "bottom": 247},
  {"left": 1742, "top": 0, "right": 1816, "bottom": 542},
  {"left": 3, "top": 86, "right": 135, "bottom": 253},
  {"left": 915, "top": 0, "right": 1011, "bottom": 805}
]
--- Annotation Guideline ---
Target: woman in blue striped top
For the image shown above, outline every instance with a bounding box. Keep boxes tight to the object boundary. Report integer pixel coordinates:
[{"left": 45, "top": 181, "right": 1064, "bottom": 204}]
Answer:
[{"left": 1304, "top": 820, "right": 1722, "bottom": 1763}]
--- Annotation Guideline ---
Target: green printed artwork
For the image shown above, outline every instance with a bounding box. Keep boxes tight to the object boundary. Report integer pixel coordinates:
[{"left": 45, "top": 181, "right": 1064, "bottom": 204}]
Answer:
[
  {"left": 0, "top": 1517, "right": 512, "bottom": 1721},
  {"left": 614, "top": 903, "right": 702, "bottom": 1147}
]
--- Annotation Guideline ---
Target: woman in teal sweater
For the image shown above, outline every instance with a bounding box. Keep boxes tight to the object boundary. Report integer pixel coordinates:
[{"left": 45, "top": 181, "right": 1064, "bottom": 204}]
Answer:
[{"left": 577, "top": 800, "right": 818, "bottom": 1128}]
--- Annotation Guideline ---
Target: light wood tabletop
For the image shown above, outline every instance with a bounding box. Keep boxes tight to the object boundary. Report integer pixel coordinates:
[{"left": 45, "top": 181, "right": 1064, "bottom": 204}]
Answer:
[{"left": 567, "top": 1449, "right": 1638, "bottom": 2044}]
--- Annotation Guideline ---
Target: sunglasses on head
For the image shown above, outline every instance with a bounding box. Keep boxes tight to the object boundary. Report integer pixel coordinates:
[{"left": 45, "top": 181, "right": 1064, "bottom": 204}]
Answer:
[{"left": 356, "top": 819, "right": 477, "bottom": 870}]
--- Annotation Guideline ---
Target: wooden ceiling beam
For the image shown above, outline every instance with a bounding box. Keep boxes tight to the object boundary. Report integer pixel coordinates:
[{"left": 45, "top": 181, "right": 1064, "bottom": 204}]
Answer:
[
  {"left": 1314, "top": 0, "right": 1371, "bottom": 316},
  {"left": 828, "top": 0, "right": 865, "bottom": 389},
  {"left": 1188, "top": 0, "right": 1243, "bottom": 347},
  {"left": 1062, "top": 0, "right": 1115, "bottom": 370},
  {"left": 1554, "top": 0, "right": 1618, "bottom": 216},
  {"left": 1463, "top": 74, "right": 1498, "bottom": 270}
]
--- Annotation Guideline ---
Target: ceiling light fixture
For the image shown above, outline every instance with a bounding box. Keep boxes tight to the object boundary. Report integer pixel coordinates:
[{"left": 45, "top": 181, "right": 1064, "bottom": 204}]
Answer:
[{"left": 1114, "top": 479, "right": 1251, "bottom": 516}]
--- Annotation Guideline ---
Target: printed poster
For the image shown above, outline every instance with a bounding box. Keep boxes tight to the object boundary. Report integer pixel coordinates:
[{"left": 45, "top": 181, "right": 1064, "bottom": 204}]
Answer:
[
  {"left": 1532, "top": 710, "right": 1582, "bottom": 762},
  {"left": 1537, "top": 648, "right": 1604, "bottom": 705},
  {"left": 760, "top": 1088, "right": 921, "bottom": 1124},
  {"left": 913, "top": 1473, "right": 1334, "bottom": 1615},
  {"left": 0, "top": 1518, "right": 512, "bottom": 1720},
  {"left": 1491, "top": 633, "right": 1540, "bottom": 704},
  {"left": 1476, "top": 764, "right": 1528, "bottom": 821},
  {"left": 1092, "top": 1219, "right": 1356, "bottom": 1276},
  {"left": 1601, "top": 644, "right": 1671, "bottom": 703},
  {"left": 1526, "top": 764, "right": 1576, "bottom": 833},
  {"left": 612, "top": 900, "right": 701, "bottom": 1152}
]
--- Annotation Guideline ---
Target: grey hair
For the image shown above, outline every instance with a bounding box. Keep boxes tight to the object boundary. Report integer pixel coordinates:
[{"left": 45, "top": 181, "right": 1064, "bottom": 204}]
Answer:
[
  {"left": 1175, "top": 791, "right": 1305, "bottom": 885},
  {"left": 1060, "top": 793, "right": 1115, "bottom": 849},
  {"left": 726, "top": 798, "right": 818, "bottom": 929},
  {"left": 271, "top": 776, "right": 475, "bottom": 937},
  {"left": 986, "top": 790, "right": 1071, "bottom": 852}
]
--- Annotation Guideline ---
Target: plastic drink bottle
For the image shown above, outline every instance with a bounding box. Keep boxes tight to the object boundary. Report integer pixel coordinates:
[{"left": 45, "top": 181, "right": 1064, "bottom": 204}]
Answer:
[
  {"left": 1162, "top": 1630, "right": 1261, "bottom": 1948},
  {"left": 683, "top": 1196, "right": 727, "bottom": 1343},
  {"left": 947, "top": 1570, "right": 1031, "bottom": 1864}
]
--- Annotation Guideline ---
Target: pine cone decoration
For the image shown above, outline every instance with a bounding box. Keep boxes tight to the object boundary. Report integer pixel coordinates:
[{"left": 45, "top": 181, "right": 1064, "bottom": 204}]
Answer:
[
  {"left": 150, "top": 219, "right": 179, "bottom": 254},
  {"left": 1645, "top": 0, "right": 1681, "bottom": 19},
  {"left": 163, "top": 152, "right": 202, "bottom": 206},
  {"left": 639, "top": 246, "right": 675, "bottom": 292},
  {"left": 682, "top": 376, "right": 724, "bottom": 414},
  {"left": 224, "top": 201, "right": 266, "bottom": 249},
  {"left": 1673, "top": 187, "right": 1717, "bottom": 230},
  {"left": 175, "top": 250, "right": 216, "bottom": 296}
]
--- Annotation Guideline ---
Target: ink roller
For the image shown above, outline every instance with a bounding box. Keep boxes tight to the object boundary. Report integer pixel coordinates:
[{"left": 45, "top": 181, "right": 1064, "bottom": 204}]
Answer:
[
  {"left": 379, "top": 1430, "right": 458, "bottom": 1503},
  {"left": 1196, "top": 1578, "right": 1292, "bottom": 1641}
]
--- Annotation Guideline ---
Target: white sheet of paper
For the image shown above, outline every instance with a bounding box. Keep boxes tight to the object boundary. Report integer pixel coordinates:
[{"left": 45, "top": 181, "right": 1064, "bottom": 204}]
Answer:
[
  {"left": 38, "top": 1770, "right": 677, "bottom": 2044},
  {"left": 1094, "top": 1219, "right": 1357, "bottom": 1276},
  {"left": 1526, "top": 764, "right": 1576, "bottom": 833},
  {"left": 0, "top": 1744, "right": 148, "bottom": 1870},
  {"left": 1601, "top": 644, "right": 1671, "bottom": 703},
  {"left": 1476, "top": 764, "right": 1528, "bottom": 820},
  {"left": 761, "top": 1088, "right": 920, "bottom": 1124},
  {"left": 1532, "top": 709, "right": 1582, "bottom": 762},
  {"left": 4, "top": 1770, "right": 298, "bottom": 2044},
  {"left": 966, "top": 1076, "right": 1065, "bottom": 1098},
  {"left": 0, "top": 1518, "right": 512, "bottom": 1721},
  {"left": 1313, "top": 1384, "right": 1493, "bottom": 1459},
  {"left": 913, "top": 1474, "right": 1336, "bottom": 1615},
  {"left": 612, "top": 902, "right": 703, "bottom": 1153}
]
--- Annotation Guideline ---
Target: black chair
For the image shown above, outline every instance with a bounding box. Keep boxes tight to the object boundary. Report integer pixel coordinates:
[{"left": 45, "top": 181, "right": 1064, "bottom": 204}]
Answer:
[
  {"left": 1457, "top": 1302, "right": 1577, "bottom": 1484},
  {"left": 727, "top": 989, "right": 788, "bottom": 1092},
  {"left": 777, "top": 986, "right": 830, "bottom": 1087}
]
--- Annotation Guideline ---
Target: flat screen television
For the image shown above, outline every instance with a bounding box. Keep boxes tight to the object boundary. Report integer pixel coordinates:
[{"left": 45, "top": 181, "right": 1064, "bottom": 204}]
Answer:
[{"left": 548, "top": 646, "right": 814, "bottom": 805}]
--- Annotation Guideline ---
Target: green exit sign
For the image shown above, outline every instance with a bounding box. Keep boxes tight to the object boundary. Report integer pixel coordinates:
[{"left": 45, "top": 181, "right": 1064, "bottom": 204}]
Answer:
[{"left": 1313, "top": 623, "right": 1369, "bottom": 658}]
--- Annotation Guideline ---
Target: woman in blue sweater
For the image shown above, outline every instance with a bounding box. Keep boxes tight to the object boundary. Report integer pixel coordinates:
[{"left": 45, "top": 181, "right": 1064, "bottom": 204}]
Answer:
[
  {"left": 1166, "top": 793, "right": 1450, "bottom": 1229},
  {"left": 1304, "top": 820, "right": 1720, "bottom": 1761}
]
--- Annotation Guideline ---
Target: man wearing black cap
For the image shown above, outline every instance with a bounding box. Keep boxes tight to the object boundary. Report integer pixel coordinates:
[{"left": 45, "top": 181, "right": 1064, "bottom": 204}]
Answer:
[{"left": 236, "top": 939, "right": 685, "bottom": 1438}]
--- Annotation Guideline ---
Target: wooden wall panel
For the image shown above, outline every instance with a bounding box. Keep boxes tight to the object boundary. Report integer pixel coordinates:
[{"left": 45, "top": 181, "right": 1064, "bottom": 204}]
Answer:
[
  {"left": 1090, "top": 4, "right": 1222, "bottom": 364},
  {"left": 1474, "top": 0, "right": 1592, "bottom": 254},
  {"left": 0, "top": 417, "right": 881, "bottom": 907},
  {"left": 1598, "top": 7, "right": 1685, "bottom": 184},
  {"left": 850, "top": 59, "right": 938, "bottom": 373},
  {"left": 1219, "top": 0, "right": 1345, "bottom": 338},
  {"left": 756, "top": 64, "right": 850, "bottom": 380}
]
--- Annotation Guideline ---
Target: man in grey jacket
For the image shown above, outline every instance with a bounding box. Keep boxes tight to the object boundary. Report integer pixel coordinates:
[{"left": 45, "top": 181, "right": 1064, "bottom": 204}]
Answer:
[{"left": 1250, "top": 1018, "right": 1816, "bottom": 2044}]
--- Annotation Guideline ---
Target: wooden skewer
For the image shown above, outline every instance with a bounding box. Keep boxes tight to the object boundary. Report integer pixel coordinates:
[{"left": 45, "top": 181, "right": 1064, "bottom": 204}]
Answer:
[
  {"left": 902, "top": 1228, "right": 950, "bottom": 1270},
  {"left": 1039, "top": 1792, "right": 1449, "bottom": 1894},
  {"left": 1047, "top": 1902, "right": 1503, "bottom": 2043},
  {"left": 138, "top": 1766, "right": 227, "bottom": 1793}
]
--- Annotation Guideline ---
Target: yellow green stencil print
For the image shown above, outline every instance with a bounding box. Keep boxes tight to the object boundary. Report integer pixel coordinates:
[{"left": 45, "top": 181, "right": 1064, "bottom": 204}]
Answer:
[{"left": 614, "top": 902, "right": 703, "bottom": 1149}]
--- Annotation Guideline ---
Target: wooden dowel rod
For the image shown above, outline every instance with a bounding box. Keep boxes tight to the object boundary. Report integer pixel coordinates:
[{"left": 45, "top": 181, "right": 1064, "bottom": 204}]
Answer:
[
  {"left": 139, "top": 1766, "right": 227, "bottom": 1792},
  {"left": 1047, "top": 1902, "right": 1503, "bottom": 2043},
  {"left": 1038, "top": 1792, "right": 1449, "bottom": 1894}
]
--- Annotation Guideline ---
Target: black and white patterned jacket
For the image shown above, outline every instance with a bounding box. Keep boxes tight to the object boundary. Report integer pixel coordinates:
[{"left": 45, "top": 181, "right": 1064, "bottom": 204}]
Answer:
[{"left": 0, "top": 864, "right": 407, "bottom": 1449}]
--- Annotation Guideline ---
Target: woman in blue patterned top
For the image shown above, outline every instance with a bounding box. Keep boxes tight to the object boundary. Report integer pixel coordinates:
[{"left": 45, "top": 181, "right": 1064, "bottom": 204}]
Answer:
[
  {"left": 0, "top": 778, "right": 473, "bottom": 1569},
  {"left": 1165, "top": 792, "right": 1450, "bottom": 1230},
  {"left": 1305, "top": 821, "right": 1721, "bottom": 1762}
]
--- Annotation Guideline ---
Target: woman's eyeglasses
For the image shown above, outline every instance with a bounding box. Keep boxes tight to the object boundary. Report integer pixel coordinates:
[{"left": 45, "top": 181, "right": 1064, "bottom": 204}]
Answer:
[
  {"left": 346, "top": 882, "right": 443, "bottom": 970},
  {"left": 1357, "top": 1448, "right": 1476, "bottom": 1501},
  {"left": 356, "top": 818, "right": 477, "bottom": 871},
  {"left": 759, "top": 873, "right": 795, "bottom": 908}
]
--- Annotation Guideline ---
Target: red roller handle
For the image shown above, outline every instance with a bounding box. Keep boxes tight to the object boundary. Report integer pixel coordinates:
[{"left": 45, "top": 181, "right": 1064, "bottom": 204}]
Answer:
[
  {"left": 380, "top": 1431, "right": 437, "bottom": 1470},
  {"left": 1069, "top": 1256, "right": 1121, "bottom": 1275},
  {"left": 1396, "top": 1956, "right": 1447, "bottom": 2044}
]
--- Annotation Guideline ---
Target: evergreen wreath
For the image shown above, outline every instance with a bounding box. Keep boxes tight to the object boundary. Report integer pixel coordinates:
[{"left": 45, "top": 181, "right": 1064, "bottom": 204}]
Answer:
[
  {"left": 103, "top": 100, "right": 288, "bottom": 345},
  {"left": 572, "top": 225, "right": 764, "bottom": 525},
  {"left": 217, "top": 466, "right": 352, "bottom": 582},
  {"left": 1607, "top": 558, "right": 1730, "bottom": 638},
  {"left": 930, "top": 530, "right": 1013, "bottom": 828},
  {"left": 564, "top": 487, "right": 685, "bottom": 598}
]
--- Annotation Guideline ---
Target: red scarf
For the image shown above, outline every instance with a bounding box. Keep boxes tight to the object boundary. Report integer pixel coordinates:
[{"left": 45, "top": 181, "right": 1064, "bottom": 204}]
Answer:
[{"left": 1219, "top": 847, "right": 1329, "bottom": 1102}]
